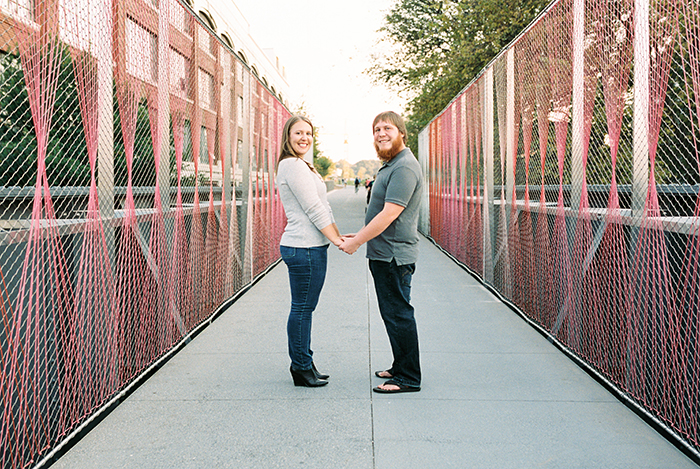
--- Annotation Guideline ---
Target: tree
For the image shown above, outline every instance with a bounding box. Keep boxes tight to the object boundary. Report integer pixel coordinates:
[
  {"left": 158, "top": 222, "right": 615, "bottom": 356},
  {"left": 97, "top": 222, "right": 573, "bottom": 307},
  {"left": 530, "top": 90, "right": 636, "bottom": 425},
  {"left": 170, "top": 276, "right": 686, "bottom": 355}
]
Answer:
[
  {"left": 314, "top": 155, "right": 334, "bottom": 179},
  {"left": 311, "top": 122, "right": 336, "bottom": 179},
  {"left": 0, "top": 48, "right": 162, "bottom": 188},
  {"left": 352, "top": 159, "right": 382, "bottom": 180},
  {"left": 369, "top": 0, "right": 551, "bottom": 154},
  {"left": 336, "top": 159, "right": 355, "bottom": 180},
  {"left": 0, "top": 49, "right": 89, "bottom": 186}
]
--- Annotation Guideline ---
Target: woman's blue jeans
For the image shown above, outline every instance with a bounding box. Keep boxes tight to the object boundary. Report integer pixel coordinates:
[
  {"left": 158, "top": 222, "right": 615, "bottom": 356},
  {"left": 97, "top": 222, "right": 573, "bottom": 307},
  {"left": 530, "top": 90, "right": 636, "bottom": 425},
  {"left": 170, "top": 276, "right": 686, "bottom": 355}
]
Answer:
[
  {"left": 280, "top": 245, "right": 328, "bottom": 371},
  {"left": 369, "top": 258, "right": 421, "bottom": 387}
]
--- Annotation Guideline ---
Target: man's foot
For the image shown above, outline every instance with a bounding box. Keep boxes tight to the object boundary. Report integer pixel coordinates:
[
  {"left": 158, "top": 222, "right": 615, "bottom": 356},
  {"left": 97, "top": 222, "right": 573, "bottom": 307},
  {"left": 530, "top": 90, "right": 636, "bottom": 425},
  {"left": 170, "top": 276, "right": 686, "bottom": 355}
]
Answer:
[
  {"left": 374, "top": 370, "right": 393, "bottom": 379},
  {"left": 373, "top": 380, "right": 420, "bottom": 394}
]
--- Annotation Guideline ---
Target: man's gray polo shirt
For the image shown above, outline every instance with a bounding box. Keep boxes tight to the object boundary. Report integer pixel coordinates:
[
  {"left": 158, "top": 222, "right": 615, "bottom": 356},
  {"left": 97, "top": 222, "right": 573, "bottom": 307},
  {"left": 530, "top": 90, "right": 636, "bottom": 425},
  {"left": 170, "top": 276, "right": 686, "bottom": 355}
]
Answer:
[{"left": 365, "top": 148, "right": 423, "bottom": 265}]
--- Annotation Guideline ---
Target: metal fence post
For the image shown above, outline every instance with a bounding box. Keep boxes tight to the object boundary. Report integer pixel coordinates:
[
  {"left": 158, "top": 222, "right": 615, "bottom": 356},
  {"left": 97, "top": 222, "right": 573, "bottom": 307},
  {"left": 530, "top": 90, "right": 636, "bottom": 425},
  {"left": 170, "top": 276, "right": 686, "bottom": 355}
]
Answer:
[
  {"left": 242, "top": 73, "right": 252, "bottom": 284},
  {"left": 570, "top": 0, "right": 586, "bottom": 212},
  {"left": 506, "top": 48, "right": 515, "bottom": 210},
  {"left": 221, "top": 54, "right": 231, "bottom": 203},
  {"left": 98, "top": 0, "right": 114, "bottom": 261},
  {"left": 633, "top": 0, "right": 650, "bottom": 216},
  {"left": 157, "top": 0, "right": 170, "bottom": 209},
  {"left": 483, "top": 68, "right": 495, "bottom": 283},
  {"left": 418, "top": 127, "right": 430, "bottom": 235}
]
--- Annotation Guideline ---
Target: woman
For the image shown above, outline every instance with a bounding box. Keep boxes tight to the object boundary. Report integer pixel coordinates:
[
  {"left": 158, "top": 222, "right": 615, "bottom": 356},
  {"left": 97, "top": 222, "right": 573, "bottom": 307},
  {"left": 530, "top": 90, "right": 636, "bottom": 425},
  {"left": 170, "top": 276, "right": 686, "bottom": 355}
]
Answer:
[{"left": 277, "top": 115, "right": 341, "bottom": 387}]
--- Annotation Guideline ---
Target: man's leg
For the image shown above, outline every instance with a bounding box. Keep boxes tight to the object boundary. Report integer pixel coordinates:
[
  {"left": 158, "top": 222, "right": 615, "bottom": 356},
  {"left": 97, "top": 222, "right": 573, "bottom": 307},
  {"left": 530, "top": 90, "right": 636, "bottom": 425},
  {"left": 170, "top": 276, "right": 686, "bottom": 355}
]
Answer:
[{"left": 369, "top": 259, "right": 421, "bottom": 387}]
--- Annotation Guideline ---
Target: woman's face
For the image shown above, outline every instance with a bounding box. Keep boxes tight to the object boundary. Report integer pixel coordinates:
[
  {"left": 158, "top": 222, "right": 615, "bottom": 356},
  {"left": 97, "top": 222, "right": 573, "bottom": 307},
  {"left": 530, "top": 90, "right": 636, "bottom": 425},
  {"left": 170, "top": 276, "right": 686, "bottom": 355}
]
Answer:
[{"left": 289, "top": 120, "right": 313, "bottom": 156}]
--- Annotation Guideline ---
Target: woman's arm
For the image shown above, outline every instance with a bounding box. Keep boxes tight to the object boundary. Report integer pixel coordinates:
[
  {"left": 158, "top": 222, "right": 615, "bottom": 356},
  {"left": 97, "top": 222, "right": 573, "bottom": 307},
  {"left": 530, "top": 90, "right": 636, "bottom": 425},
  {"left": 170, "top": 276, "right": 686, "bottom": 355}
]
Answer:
[{"left": 320, "top": 222, "right": 342, "bottom": 246}]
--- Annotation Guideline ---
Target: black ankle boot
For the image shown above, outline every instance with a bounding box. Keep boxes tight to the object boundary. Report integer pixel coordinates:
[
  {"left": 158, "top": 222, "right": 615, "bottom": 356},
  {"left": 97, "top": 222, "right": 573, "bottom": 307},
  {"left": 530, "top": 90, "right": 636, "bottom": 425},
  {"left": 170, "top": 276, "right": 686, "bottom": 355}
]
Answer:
[
  {"left": 312, "top": 362, "right": 329, "bottom": 380},
  {"left": 290, "top": 367, "right": 328, "bottom": 387}
]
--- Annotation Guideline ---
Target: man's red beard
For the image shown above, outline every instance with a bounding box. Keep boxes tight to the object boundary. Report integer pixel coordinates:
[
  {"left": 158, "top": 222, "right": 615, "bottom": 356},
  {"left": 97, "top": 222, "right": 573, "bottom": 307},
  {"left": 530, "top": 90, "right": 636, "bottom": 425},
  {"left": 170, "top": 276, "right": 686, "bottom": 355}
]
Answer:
[{"left": 375, "top": 135, "right": 404, "bottom": 162}]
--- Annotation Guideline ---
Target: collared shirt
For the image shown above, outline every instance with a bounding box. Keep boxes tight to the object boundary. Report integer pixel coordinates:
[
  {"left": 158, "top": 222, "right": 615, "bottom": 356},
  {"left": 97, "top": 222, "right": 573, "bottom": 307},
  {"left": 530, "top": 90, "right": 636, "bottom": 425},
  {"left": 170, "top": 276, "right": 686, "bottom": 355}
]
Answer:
[{"left": 365, "top": 148, "right": 423, "bottom": 265}]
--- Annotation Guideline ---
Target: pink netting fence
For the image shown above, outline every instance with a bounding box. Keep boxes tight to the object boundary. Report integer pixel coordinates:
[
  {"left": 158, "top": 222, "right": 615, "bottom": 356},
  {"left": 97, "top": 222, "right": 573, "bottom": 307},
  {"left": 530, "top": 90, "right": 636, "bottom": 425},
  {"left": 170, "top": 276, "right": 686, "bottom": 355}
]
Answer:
[
  {"left": 420, "top": 0, "right": 700, "bottom": 455},
  {"left": 0, "top": 0, "right": 288, "bottom": 466}
]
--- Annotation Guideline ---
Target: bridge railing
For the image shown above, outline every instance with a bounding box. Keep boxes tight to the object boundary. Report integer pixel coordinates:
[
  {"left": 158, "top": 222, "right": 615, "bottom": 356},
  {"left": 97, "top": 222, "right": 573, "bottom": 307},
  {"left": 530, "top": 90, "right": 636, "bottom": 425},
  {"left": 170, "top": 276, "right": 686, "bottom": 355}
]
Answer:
[
  {"left": 0, "top": 0, "right": 288, "bottom": 467},
  {"left": 419, "top": 0, "right": 700, "bottom": 456}
]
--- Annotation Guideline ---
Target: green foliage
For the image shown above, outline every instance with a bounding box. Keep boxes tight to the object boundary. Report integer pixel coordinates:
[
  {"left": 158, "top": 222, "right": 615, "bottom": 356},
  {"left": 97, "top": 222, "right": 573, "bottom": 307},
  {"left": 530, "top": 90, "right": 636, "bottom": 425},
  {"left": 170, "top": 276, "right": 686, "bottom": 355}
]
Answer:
[
  {"left": 113, "top": 97, "right": 158, "bottom": 187},
  {"left": 0, "top": 47, "right": 167, "bottom": 189},
  {"left": 370, "top": 0, "right": 551, "bottom": 154},
  {"left": 371, "top": 0, "right": 700, "bottom": 189},
  {"left": 313, "top": 155, "right": 334, "bottom": 179},
  {"left": 0, "top": 49, "right": 90, "bottom": 186},
  {"left": 336, "top": 159, "right": 355, "bottom": 180}
]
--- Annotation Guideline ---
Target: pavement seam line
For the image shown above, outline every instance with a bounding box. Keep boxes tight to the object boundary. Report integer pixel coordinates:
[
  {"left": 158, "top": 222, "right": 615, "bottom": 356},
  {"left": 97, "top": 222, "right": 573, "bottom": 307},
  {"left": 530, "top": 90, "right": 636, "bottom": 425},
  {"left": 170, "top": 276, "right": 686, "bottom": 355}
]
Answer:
[{"left": 367, "top": 260, "right": 377, "bottom": 469}]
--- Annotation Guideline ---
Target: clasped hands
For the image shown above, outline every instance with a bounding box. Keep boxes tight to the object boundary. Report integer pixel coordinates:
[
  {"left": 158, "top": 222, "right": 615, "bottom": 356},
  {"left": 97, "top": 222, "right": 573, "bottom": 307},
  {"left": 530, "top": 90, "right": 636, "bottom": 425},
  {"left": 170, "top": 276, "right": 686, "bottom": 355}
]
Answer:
[{"left": 333, "top": 234, "right": 360, "bottom": 255}]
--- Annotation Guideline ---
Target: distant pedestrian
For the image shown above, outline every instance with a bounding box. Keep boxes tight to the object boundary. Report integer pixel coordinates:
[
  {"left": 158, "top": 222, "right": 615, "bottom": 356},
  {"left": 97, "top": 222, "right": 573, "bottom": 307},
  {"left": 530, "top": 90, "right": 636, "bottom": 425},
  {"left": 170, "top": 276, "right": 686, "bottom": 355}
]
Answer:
[
  {"left": 366, "top": 175, "right": 375, "bottom": 204},
  {"left": 339, "top": 111, "right": 423, "bottom": 393},
  {"left": 276, "top": 115, "right": 342, "bottom": 388},
  {"left": 354, "top": 177, "right": 360, "bottom": 193}
]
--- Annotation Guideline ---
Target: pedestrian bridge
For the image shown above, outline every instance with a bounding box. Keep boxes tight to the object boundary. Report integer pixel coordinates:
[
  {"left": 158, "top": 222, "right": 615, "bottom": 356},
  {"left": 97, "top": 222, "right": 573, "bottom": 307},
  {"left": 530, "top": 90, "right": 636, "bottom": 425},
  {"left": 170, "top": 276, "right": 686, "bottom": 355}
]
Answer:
[
  {"left": 45, "top": 187, "right": 699, "bottom": 468},
  {"left": 3, "top": 0, "right": 700, "bottom": 466}
]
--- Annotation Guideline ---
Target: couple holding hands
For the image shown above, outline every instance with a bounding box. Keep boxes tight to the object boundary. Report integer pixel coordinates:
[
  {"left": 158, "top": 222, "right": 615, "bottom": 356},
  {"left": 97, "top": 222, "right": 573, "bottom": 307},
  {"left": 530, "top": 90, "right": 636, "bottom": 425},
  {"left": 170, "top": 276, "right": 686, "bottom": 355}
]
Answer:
[{"left": 276, "top": 111, "right": 423, "bottom": 394}]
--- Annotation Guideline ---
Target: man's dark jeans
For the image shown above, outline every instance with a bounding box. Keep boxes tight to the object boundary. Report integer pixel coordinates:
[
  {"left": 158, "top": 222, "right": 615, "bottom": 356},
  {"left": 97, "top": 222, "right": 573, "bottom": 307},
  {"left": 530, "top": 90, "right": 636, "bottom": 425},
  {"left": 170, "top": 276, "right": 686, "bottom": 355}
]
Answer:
[{"left": 369, "top": 258, "right": 421, "bottom": 387}]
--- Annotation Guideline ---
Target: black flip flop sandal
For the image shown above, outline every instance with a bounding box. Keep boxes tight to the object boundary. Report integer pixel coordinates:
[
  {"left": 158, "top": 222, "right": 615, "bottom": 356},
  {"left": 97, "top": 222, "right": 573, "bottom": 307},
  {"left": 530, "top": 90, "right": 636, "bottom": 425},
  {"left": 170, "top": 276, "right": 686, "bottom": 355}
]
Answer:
[{"left": 373, "top": 380, "right": 421, "bottom": 393}]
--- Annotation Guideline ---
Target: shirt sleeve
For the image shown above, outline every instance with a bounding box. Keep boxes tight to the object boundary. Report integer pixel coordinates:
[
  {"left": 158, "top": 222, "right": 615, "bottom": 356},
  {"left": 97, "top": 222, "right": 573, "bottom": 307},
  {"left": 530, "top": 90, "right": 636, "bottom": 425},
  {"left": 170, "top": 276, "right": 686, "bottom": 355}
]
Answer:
[
  {"left": 283, "top": 159, "right": 333, "bottom": 229},
  {"left": 384, "top": 166, "right": 420, "bottom": 208}
]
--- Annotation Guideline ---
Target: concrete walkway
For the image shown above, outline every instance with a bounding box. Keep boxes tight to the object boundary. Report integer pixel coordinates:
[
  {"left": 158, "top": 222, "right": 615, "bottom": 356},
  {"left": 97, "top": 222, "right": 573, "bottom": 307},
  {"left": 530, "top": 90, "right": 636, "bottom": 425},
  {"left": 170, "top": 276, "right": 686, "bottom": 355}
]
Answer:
[{"left": 53, "top": 186, "right": 697, "bottom": 468}]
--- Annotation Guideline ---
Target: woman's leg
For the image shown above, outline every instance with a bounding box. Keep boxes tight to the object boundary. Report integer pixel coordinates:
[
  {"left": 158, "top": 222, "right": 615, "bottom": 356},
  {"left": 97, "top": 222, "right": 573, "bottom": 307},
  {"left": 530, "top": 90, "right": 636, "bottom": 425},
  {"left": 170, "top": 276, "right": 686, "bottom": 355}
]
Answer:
[{"left": 281, "top": 245, "right": 328, "bottom": 371}]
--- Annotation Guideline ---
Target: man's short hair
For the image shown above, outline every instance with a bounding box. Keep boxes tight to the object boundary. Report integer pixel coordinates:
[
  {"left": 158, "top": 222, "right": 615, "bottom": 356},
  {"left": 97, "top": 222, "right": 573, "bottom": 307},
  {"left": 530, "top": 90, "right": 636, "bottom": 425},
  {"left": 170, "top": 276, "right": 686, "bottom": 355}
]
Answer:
[{"left": 373, "top": 111, "right": 407, "bottom": 144}]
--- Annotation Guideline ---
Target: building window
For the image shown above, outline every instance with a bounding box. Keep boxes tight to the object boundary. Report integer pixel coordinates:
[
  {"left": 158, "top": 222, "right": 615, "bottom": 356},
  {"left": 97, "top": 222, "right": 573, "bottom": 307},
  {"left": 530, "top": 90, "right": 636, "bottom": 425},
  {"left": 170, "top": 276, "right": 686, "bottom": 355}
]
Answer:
[
  {"left": 236, "top": 61, "right": 243, "bottom": 82},
  {"left": 230, "top": 89, "right": 236, "bottom": 125},
  {"left": 60, "top": 0, "right": 98, "bottom": 50},
  {"left": 198, "top": 10, "right": 217, "bottom": 55},
  {"left": 221, "top": 33, "right": 233, "bottom": 51},
  {"left": 184, "top": 119, "right": 193, "bottom": 162},
  {"left": 235, "top": 139, "right": 244, "bottom": 187},
  {"left": 169, "top": 47, "right": 189, "bottom": 99},
  {"left": 126, "top": 18, "right": 157, "bottom": 84},
  {"left": 237, "top": 96, "right": 244, "bottom": 127},
  {"left": 200, "top": 127, "right": 208, "bottom": 164},
  {"left": 169, "top": 0, "right": 190, "bottom": 35},
  {"left": 198, "top": 25, "right": 212, "bottom": 55},
  {"left": 1, "top": 0, "right": 33, "bottom": 21},
  {"left": 198, "top": 68, "right": 215, "bottom": 110}
]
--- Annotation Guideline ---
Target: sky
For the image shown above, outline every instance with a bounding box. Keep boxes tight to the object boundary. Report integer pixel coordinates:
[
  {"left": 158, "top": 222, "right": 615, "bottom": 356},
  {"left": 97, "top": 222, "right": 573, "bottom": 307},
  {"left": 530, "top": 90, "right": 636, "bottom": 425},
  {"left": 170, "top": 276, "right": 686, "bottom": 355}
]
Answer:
[{"left": 231, "top": 0, "right": 404, "bottom": 164}]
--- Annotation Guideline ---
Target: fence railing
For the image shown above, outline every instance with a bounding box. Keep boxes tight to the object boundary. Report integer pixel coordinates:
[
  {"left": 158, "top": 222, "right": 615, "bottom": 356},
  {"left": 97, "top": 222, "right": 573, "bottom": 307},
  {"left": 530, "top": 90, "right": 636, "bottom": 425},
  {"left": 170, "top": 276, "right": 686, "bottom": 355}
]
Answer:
[
  {"left": 0, "top": 0, "right": 289, "bottom": 467},
  {"left": 419, "top": 0, "right": 700, "bottom": 456}
]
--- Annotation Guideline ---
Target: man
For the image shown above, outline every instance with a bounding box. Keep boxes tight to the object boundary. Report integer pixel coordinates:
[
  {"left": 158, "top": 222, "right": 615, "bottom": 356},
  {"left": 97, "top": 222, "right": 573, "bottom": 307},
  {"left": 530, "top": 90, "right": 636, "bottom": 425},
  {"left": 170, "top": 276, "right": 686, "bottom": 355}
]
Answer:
[{"left": 339, "top": 111, "right": 423, "bottom": 393}]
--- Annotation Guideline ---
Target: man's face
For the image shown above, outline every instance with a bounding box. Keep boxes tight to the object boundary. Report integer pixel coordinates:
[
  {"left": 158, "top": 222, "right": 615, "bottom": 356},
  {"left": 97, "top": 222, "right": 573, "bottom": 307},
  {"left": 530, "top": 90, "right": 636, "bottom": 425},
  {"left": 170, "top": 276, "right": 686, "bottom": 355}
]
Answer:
[{"left": 373, "top": 120, "right": 405, "bottom": 161}]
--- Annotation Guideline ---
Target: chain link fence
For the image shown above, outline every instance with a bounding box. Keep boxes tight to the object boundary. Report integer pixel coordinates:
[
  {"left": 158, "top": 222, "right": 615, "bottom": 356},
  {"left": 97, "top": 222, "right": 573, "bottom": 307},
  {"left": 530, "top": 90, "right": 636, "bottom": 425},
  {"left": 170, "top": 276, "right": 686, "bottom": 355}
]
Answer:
[
  {"left": 419, "top": 0, "right": 700, "bottom": 456},
  {"left": 0, "top": 0, "right": 289, "bottom": 466}
]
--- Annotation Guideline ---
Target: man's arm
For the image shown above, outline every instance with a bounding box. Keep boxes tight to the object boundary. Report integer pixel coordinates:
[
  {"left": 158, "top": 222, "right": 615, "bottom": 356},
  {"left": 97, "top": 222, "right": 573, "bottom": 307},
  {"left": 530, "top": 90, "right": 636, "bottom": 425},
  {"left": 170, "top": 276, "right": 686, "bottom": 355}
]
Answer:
[{"left": 339, "top": 202, "right": 404, "bottom": 255}]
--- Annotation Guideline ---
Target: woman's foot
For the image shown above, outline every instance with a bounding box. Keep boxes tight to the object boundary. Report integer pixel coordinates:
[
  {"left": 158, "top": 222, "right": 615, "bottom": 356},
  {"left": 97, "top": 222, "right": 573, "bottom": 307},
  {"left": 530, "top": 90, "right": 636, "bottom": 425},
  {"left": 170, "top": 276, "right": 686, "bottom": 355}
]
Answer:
[
  {"left": 374, "top": 370, "right": 394, "bottom": 379},
  {"left": 312, "top": 362, "right": 329, "bottom": 380},
  {"left": 290, "top": 367, "right": 328, "bottom": 387}
]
